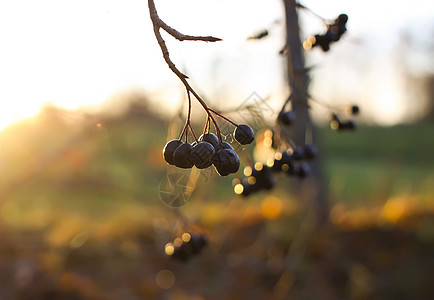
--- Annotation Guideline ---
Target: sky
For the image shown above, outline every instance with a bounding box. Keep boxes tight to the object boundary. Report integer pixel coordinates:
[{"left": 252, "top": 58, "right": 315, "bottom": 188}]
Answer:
[{"left": 0, "top": 0, "right": 433, "bottom": 129}]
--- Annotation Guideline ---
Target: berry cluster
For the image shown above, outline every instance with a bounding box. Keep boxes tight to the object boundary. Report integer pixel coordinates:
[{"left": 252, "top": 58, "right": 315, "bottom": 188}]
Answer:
[
  {"left": 164, "top": 232, "right": 208, "bottom": 261},
  {"left": 149, "top": 0, "right": 255, "bottom": 177},
  {"left": 163, "top": 125, "right": 254, "bottom": 176},
  {"left": 234, "top": 144, "right": 318, "bottom": 197},
  {"left": 330, "top": 105, "right": 359, "bottom": 131},
  {"left": 233, "top": 163, "right": 275, "bottom": 197},
  {"left": 305, "top": 13, "right": 348, "bottom": 52}
]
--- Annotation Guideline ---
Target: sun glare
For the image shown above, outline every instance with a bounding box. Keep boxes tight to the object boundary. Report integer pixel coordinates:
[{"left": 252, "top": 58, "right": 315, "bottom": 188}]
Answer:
[{"left": 0, "top": 0, "right": 430, "bottom": 130}]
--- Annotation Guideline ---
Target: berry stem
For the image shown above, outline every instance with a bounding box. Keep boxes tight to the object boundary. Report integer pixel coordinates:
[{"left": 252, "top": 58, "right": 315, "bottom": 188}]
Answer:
[
  {"left": 188, "top": 123, "right": 198, "bottom": 142},
  {"left": 179, "top": 122, "right": 188, "bottom": 141},
  {"left": 294, "top": 2, "right": 329, "bottom": 24},
  {"left": 208, "top": 108, "right": 238, "bottom": 127},
  {"left": 202, "top": 117, "right": 211, "bottom": 137}
]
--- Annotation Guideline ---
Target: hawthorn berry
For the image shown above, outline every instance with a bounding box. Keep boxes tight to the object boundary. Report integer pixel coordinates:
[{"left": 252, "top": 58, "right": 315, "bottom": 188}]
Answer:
[
  {"left": 271, "top": 151, "right": 292, "bottom": 172},
  {"left": 189, "top": 233, "right": 208, "bottom": 254},
  {"left": 286, "top": 161, "right": 300, "bottom": 176},
  {"left": 303, "top": 144, "right": 318, "bottom": 160},
  {"left": 313, "top": 34, "right": 331, "bottom": 52},
  {"left": 173, "top": 143, "right": 194, "bottom": 168},
  {"left": 163, "top": 139, "right": 184, "bottom": 165},
  {"left": 240, "top": 181, "right": 257, "bottom": 197},
  {"left": 191, "top": 141, "right": 215, "bottom": 169},
  {"left": 297, "top": 161, "right": 311, "bottom": 178},
  {"left": 343, "top": 120, "right": 356, "bottom": 129},
  {"left": 199, "top": 133, "right": 219, "bottom": 147},
  {"left": 215, "top": 141, "right": 234, "bottom": 152},
  {"left": 252, "top": 164, "right": 275, "bottom": 190},
  {"left": 278, "top": 111, "right": 296, "bottom": 126},
  {"left": 338, "top": 13, "right": 348, "bottom": 24},
  {"left": 234, "top": 124, "right": 254, "bottom": 145},
  {"left": 292, "top": 147, "right": 305, "bottom": 161},
  {"left": 337, "top": 120, "right": 356, "bottom": 130},
  {"left": 213, "top": 149, "right": 240, "bottom": 176},
  {"left": 350, "top": 105, "right": 359, "bottom": 115}
]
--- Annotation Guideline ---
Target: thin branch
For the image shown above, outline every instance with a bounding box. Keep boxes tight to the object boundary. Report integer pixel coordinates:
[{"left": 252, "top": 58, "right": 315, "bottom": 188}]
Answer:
[
  {"left": 294, "top": 1, "right": 328, "bottom": 23},
  {"left": 148, "top": 0, "right": 224, "bottom": 133},
  {"left": 160, "top": 22, "right": 222, "bottom": 42},
  {"left": 208, "top": 108, "right": 239, "bottom": 127}
]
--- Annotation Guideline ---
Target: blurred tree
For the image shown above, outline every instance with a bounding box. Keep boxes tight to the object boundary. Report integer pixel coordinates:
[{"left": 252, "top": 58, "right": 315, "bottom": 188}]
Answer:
[{"left": 283, "top": 0, "right": 328, "bottom": 223}]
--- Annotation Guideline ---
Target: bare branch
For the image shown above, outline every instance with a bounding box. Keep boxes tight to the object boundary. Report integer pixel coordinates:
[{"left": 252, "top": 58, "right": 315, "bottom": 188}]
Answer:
[
  {"left": 160, "top": 22, "right": 222, "bottom": 42},
  {"left": 148, "top": 0, "right": 226, "bottom": 141}
]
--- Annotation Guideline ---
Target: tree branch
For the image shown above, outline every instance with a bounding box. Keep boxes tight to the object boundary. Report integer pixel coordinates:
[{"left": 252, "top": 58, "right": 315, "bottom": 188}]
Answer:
[{"left": 148, "top": 0, "right": 223, "bottom": 138}]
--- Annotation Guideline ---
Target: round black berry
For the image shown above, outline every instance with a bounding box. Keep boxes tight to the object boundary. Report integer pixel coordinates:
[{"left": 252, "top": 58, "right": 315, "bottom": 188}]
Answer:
[
  {"left": 303, "top": 144, "right": 318, "bottom": 160},
  {"left": 163, "top": 139, "right": 184, "bottom": 165},
  {"left": 189, "top": 233, "right": 208, "bottom": 253},
  {"left": 191, "top": 141, "right": 215, "bottom": 169},
  {"left": 272, "top": 151, "right": 292, "bottom": 172},
  {"left": 240, "top": 178, "right": 261, "bottom": 196},
  {"left": 286, "top": 161, "right": 300, "bottom": 176},
  {"left": 278, "top": 111, "right": 296, "bottom": 126},
  {"left": 213, "top": 149, "right": 240, "bottom": 176},
  {"left": 234, "top": 124, "right": 254, "bottom": 145},
  {"left": 252, "top": 165, "right": 275, "bottom": 190},
  {"left": 199, "top": 133, "right": 219, "bottom": 147},
  {"left": 350, "top": 105, "right": 359, "bottom": 115},
  {"left": 297, "top": 162, "right": 311, "bottom": 178},
  {"left": 292, "top": 147, "right": 305, "bottom": 161},
  {"left": 173, "top": 143, "right": 194, "bottom": 168},
  {"left": 214, "top": 141, "right": 234, "bottom": 152},
  {"left": 338, "top": 14, "right": 348, "bottom": 24},
  {"left": 341, "top": 120, "right": 356, "bottom": 130}
]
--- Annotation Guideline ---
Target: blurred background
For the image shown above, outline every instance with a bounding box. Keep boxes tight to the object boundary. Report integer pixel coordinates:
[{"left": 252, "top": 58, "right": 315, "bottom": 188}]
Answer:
[{"left": 0, "top": 0, "right": 433, "bottom": 299}]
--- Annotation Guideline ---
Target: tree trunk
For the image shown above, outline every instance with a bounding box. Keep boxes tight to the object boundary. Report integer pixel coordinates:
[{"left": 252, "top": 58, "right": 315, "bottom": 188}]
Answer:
[{"left": 283, "top": 0, "right": 328, "bottom": 224}]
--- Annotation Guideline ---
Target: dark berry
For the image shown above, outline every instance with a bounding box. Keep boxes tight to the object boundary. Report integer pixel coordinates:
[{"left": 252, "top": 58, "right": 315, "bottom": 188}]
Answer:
[
  {"left": 214, "top": 141, "right": 234, "bottom": 152},
  {"left": 189, "top": 234, "right": 208, "bottom": 253},
  {"left": 252, "top": 165, "right": 275, "bottom": 190},
  {"left": 278, "top": 111, "right": 296, "bottom": 126},
  {"left": 200, "top": 133, "right": 219, "bottom": 147},
  {"left": 292, "top": 147, "right": 305, "bottom": 161},
  {"left": 345, "top": 120, "right": 357, "bottom": 129},
  {"left": 240, "top": 182, "right": 254, "bottom": 197},
  {"left": 325, "top": 27, "right": 340, "bottom": 42},
  {"left": 213, "top": 149, "right": 240, "bottom": 176},
  {"left": 337, "top": 14, "right": 348, "bottom": 25},
  {"left": 297, "top": 162, "right": 311, "bottom": 178},
  {"left": 303, "top": 144, "right": 318, "bottom": 160},
  {"left": 241, "top": 179, "right": 261, "bottom": 196},
  {"left": 234, "top": 124, "right": 254, "bottom": 145},
  {"left": 350, "top": 105, "right": 359, "bottom": 115},
  {"left": 313, "top": 34, "right": 331, "bottom": 51},
  {"left": 286, "top": 161, "right": 300, "bottom": 176},
  {"left": 272, "top": 151, "right": 292, "bottom": 172},
  {"left": 191, "top": 141, "right": 215, "bottom": 169},
  {"left": 173, "top": 143, "right": 194, "bottom": 168},
  {"left": 163, "top": 139, "right": 184, "bottom": 165},
  {"left": 339, "top": 120, "right": 356, "bottom": 130}
]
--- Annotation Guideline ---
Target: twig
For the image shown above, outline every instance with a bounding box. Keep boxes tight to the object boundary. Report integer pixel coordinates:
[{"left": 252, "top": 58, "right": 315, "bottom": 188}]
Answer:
[{"left": 148, "top": 0, "right": 225, "bottom": 138}]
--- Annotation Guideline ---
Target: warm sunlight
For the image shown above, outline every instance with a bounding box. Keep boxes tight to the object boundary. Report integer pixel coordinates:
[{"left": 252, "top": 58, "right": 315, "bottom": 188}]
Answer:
[{"left": 0, "top": 0, "right": 432, "bottom": 130}]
